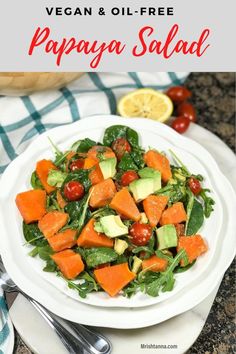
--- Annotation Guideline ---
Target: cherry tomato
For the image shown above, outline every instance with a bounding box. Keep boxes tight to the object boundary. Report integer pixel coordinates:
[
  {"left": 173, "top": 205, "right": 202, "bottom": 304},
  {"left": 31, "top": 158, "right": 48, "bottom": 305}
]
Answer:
[
  {"left": 177, "top": 102, "right": 196, "bottom": 122},
  {"left": 166, "top": 86, "right": 192, "bottom": 104},
  {"left": 129, "top": 223, "right": 152, "bottom": 246},
  {"left": 121, "top": 170, "right": 139, "bottom": 186},
  {"left": 70, "top": 159, "right": 84, "bottom": 171},
  {"left": 111, "top": 138, "right": 131, "bottom": 161},
  {"left": 188, "top": 177, "right": 202, "bottom": 195},
  {"left": 171, "top": 116, "right": 190, "bottom": 134},
  {"left": 63, "top": 181, "right": 84, "bottom": 201}
]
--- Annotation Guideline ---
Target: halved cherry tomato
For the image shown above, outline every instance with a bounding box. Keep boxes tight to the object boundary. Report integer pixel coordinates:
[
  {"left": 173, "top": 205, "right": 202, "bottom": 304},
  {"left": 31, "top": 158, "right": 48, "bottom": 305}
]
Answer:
[
  {"left": 171, "top": 116, "right": 190, "bottom": 134},
  {"left": 111, "top": 138, "right": 131, "bottom": 161},
  {"left": 188, "top": 177, "right": 202, "bottom": 195},
  {"left": 70, "top": 159, "right": 84, "bottom": 171},
  {"left": 177, "top": 102, "right": 196, "bottom": 122},
  {"left": 166, "top": 86, "right": 192, "bottom": 104},
  {"left": 129, "top": 223, "right": 152, "bottom": 246},
  {"left": 121, "top": 170, "right": 139, "bottom": 186},
  {"left": 64, "top": 181, "right": 84, "bottom": 201}
]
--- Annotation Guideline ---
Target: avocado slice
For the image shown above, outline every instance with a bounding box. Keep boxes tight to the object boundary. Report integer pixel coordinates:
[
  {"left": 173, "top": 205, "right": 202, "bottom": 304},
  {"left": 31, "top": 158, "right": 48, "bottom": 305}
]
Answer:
[
  {"left": 114, "top": 239, "right": 129, "bottom": 255},
  {"left": 129, "top": 178, "right": 154, "bottom": 202},
  {"left": 138, "top": 167, "right": 161, "bottom": 192},
  {"left": 99, "top": 157, "right": 117, "bottom": 179},
  {"left": 156, "top": 224, "right": 177, "bottom": 250},
  {"left": 140, "top": 212, "right": 148, "bottom": 224},
  {"left": 100, "top": 215, "right": 128, "bottom": 238},
  {"left": 132, "top": 256, "right": 142, "bottom": 273}
]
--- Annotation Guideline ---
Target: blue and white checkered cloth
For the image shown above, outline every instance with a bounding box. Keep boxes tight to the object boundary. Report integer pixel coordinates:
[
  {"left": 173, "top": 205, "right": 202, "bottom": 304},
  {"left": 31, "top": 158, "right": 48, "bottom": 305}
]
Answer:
[
  {"left": 0, "top": 72, "right": 188, "bottom": 174},
  {"left": 0, "top": 296, "right": 10, "bottom": 353}
]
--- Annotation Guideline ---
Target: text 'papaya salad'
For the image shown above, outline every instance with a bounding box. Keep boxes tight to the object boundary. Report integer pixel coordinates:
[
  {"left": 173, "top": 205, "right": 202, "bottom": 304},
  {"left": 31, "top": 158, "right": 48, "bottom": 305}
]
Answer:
[{"left": 15, "top": 125, "right": 215, "bottom": 298}]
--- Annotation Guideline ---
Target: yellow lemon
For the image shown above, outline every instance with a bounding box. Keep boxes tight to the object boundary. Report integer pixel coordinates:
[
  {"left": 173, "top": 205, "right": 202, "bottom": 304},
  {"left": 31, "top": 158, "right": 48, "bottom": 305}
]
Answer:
[{"left": 118, "top": 88, "right": 173, "bottom": 122}]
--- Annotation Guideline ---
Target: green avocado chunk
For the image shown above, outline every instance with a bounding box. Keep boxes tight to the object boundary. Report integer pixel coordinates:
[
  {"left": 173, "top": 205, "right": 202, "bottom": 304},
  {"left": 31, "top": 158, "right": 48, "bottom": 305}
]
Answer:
[
  {"left": 100, "top": 215, "right": 128, "bottom": 237},
  {"left": 138, "top": 167, "right": 161, "bottom": 192},
  {"left": 99, "top": 157, "right": 117, "bottom": 179},
  {"left": 156, "top": 224, "right": 177, "bottom": 250},
  {"left": 129, "top": 178, "right": 155, "bottom": 202}
]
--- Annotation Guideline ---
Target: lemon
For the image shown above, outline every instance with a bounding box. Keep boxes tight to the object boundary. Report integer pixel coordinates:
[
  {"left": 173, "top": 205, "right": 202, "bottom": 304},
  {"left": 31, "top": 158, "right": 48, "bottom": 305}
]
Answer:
[{"left": 118, "top": 88, "right": 173, "bottom": 122}]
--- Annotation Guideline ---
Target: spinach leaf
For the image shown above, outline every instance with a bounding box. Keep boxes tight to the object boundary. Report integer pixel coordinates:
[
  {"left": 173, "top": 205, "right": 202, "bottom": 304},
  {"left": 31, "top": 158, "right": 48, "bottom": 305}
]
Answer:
[
  {"left": 71, "top": 138, "right": 97, "bottom": 153},
  {"left": 30, "top": 171, "right": 43, "bottom": 190},
  {"left": 126, "top": 128, "right": 140, "bottom": 148},
  {"left": 37, "top": 245, "right": 54, "bottom": 261},
  {"left": 23, "top": 222, "right": 45, "bottom": 246},
  {"left": 74, "top": 247, "right": 86, "bottom": 259},
  {"left": 37, "top": 245, "right": 57, "bottom": 272},
  {"left": 65, "top": 200, "right": 86, "bottom": 221},
  {"left": 115, "top": 254, "right": 128, "bottom": 265},
  {"left": 185, "top": 188, "right": 195, "bottom": 234},
  {"left": 84, "top": 248, "right": 118, "bottom": 268},
  {"left": 64, "top": 193, "right": 91, "bottom": 231},
  {"left": 118, "top": 153, "right": 138, "bottom": 171},
  {"left": 62, "top": 169, "right": 91, "bottom": 193},
  {"left": 186, "top": 199, "right": 204, "bottom": 235},
  {"left": 130, "top": 148, "right": 145, "bottom": 169},
  {"left": 103, "top": 125, "right": 139, "bottom": 148}
]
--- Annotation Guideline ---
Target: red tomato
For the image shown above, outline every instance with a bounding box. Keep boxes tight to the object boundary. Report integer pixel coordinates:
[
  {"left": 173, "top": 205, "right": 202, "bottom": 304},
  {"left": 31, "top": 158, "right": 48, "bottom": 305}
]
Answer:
[
  {"left": 70, "top": 159, "right": 84, "bottom": 171},
  {"left": 188, "top": 177, "right": 202, "bottom": 195},
  {"left": 63, "top": 181, "right": 84, "bottom": 201},
  {"left": 166, "top": 86, "right": 192, "bottom": 104},
  {"left": 171, "top": 116, "right": 190, "bottom": 134},
  {"left": 177, "top": 102, "right": 196, "bottom": 122},
  {"left": 129, "top": 223, "right": 152, "bottom": 246},
  {"left": 111, "top": 138, "right": 131, "bottom": 161},
  {"left": 121, "top": 170, "right": 139, "bottom": 186}
]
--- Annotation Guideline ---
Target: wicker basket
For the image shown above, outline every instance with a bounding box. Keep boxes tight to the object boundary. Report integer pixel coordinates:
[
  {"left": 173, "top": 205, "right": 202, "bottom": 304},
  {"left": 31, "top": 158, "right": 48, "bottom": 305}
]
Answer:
[{"left": 0, "top": 72, "right": 84, "bottom": 96}]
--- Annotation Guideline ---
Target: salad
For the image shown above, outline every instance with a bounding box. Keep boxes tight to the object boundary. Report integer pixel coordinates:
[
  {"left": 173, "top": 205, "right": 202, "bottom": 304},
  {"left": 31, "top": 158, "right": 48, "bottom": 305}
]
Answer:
[{"left": 15, "top": 125, "right": 215, "bottom": 298}]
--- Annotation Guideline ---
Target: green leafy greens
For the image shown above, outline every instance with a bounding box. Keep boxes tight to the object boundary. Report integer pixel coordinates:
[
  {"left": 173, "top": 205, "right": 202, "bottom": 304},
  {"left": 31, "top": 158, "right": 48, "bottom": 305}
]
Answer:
[
  {"left": 30, "top": 171, "right": 43, "bottom": 189},
  {"left": 84, "top": 247, "right": 118, "bottom": 268},
  {"left": 103, "top": 125, "right": 139, "bottom": 148},
  {"left": 124, "top": 249, "right": 187, "bottom": 297},
  {"left": 186, "top": 199, "right": 204, "bottom": 235}
]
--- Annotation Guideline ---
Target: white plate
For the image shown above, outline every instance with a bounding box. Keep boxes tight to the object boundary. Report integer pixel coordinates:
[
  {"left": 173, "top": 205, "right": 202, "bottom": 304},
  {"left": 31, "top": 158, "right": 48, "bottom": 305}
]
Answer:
[
  {"left": 8, "top": 125, "right": 236, "bottom": 354},
  {"left": 0, "top": 117, "right": 236, "bottom": 328},
  {"left": 0, "top": 116, "right": 222, "bottom": 307}
]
